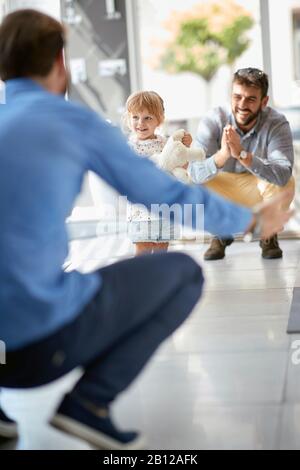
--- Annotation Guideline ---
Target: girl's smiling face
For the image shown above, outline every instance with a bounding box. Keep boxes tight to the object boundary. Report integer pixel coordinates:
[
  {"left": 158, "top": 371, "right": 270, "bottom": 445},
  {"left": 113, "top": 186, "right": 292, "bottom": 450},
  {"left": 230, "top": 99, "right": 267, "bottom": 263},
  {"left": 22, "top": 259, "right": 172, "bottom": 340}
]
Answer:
[{"left": 129, "top": 108, "right": 160, "bottom": 140}]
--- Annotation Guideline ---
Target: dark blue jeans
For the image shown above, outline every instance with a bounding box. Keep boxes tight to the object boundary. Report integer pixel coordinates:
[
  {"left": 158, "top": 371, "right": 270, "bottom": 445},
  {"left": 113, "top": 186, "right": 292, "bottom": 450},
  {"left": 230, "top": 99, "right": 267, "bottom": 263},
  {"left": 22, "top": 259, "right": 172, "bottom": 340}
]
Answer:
[{"left": 0, "top": 252, "right": 204, "bottom": 406}]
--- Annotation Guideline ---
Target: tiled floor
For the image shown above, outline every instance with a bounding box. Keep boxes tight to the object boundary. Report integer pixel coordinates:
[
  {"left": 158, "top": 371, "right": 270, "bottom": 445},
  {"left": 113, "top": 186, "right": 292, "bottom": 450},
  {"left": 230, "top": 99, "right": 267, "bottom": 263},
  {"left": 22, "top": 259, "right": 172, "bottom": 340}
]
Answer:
[{"left": 1, "top": 238, "right": 300, "bottom": 450}]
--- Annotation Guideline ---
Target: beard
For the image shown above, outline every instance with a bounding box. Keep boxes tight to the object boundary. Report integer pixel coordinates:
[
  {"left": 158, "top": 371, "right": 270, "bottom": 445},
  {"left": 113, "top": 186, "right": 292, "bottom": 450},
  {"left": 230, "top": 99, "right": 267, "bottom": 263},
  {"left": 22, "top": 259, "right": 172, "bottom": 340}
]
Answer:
[{"left": 233, "top": 106, "right": 262, "bottom": 128}]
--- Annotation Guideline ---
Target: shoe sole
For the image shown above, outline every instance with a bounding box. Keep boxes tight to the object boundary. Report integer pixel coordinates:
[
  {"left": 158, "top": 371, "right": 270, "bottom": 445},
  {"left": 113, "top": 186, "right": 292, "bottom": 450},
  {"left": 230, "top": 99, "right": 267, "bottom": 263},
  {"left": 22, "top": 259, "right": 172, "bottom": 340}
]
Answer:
[
  {"left": 204, "top": 255, "right": 225, "bottom": 261},
  {"left": 0, "top": 421, "right": 18, "bottom": 438},
  {"left": 261, "top": 254, "right": 283, "bottom": 259},
  {"left": 50, "top": 414, "right": 146, "bottom": 450}
]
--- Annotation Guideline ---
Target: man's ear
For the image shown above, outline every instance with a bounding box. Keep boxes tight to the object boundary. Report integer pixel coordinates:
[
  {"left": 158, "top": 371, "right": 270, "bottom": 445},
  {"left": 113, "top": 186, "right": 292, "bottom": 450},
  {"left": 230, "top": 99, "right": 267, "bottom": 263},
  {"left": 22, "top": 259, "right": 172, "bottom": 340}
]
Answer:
[
  {"left": 56, "top": 49, "right": 65, "bottom": 68},
  {"left": 55, "top": 48, "right": 68, "bottom": 95},
  {"left": 261, "top": 95, "right": 269, "bottom": 109}
]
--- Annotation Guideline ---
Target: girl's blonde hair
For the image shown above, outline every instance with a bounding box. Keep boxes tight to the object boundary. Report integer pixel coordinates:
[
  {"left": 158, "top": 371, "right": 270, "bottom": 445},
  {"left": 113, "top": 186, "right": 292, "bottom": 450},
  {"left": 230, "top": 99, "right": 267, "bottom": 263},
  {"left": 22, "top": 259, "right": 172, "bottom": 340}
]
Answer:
[{"left": 125, "top": 91, "right": 165, "bottom": 125}]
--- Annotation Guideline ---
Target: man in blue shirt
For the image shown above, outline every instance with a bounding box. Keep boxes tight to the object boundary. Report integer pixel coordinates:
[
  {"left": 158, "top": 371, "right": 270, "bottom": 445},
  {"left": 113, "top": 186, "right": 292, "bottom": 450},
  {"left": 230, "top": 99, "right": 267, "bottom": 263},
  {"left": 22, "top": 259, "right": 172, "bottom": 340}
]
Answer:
[
  {"left": 0, "top": 10, "right": 292, "bottom": 449},
  {"left": 190, "top": 68, "right": 295, "bottom": 260}
]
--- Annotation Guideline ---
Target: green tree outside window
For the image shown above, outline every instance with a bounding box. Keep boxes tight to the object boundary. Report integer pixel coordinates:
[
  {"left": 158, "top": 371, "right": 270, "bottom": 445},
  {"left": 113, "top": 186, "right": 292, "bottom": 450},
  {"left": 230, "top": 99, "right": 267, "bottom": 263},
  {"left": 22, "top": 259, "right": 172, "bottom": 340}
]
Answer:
[{"left": 156, "top": 1, "right": 254, "bottom": 110}]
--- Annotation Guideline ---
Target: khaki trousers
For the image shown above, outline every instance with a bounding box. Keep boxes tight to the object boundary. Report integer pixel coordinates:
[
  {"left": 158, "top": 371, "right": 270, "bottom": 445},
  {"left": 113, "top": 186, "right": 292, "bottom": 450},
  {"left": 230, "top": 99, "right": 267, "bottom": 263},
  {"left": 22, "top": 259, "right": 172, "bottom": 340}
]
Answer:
[{"left": 204, "top": 172, "right": 295, "bottom": 211}]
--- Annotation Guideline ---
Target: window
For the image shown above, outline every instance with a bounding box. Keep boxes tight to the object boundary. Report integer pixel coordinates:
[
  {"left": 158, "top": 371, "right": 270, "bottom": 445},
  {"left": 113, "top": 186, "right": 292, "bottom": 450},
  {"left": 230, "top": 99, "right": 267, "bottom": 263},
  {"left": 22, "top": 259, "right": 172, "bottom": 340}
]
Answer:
[{"left": 293, "top": 10, "right": 300, "bottom": 81}]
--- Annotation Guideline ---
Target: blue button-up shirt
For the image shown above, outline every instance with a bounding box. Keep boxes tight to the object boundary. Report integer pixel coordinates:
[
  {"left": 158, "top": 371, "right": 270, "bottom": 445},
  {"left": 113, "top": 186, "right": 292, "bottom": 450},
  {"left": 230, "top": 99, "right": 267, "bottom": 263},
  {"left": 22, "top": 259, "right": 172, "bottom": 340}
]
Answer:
[
  {"left": 0, "top": 79, "right": 252, "bottom": 350},
  {"left": 190, "top": 106, "right": 294, "bottom": 187}
]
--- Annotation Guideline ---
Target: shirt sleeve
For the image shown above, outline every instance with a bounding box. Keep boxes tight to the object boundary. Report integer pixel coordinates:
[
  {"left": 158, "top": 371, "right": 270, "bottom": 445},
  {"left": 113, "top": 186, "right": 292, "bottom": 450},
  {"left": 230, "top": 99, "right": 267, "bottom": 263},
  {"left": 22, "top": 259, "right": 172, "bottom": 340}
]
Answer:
[
  {"left": 84, "top": 114, "right": 252, "bottom": 237},
  {"left": 249, "top": 120, "right": 294, "bottom": 187},
  {"left": 189, "top": 109, "right": 223, "bottom": 183},
  {"left": 189, "top": 156, "right": 218, "bottom": 183}
]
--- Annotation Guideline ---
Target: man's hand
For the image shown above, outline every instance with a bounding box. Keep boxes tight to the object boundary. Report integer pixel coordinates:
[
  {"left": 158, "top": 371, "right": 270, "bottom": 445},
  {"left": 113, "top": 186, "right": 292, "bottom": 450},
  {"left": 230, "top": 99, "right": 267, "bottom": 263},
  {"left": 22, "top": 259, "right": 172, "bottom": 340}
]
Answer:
[
  {"left": 182, "top": 132, "right": 192, "bottom": 148},
  {"left": 214, "top": 126, "right": 231, "bottom": 169},
  {"left": 245, "top": 190, "right": 294, "bottom": 239},
  {"left": 225, "top": 125, "right": 253, "bottom": 167},
  {"left": 224, "top": 125, "right": 242, "bottom": 158}
]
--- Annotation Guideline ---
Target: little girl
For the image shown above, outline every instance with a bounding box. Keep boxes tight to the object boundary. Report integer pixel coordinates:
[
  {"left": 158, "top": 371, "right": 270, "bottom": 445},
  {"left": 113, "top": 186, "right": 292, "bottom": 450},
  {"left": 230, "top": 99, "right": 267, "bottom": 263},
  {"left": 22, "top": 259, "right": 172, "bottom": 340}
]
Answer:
[{"left": 125, "top": 90, "right": 192, "bottom": 256}]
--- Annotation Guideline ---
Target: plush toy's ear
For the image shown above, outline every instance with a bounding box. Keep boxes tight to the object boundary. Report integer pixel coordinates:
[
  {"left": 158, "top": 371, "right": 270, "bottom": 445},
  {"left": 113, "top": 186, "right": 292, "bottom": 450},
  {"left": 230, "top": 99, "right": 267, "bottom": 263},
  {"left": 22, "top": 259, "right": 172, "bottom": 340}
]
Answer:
[{"left": 172, "top": 129, "right": 185, "bottom": 141}]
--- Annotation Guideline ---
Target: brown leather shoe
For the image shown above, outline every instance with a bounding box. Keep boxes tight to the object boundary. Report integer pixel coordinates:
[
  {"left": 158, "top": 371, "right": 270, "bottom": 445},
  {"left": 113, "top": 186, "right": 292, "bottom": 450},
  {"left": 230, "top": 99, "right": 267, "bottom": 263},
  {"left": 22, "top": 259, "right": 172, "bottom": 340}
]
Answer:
[
  {"left": 204, "top": 237, "right": 234, "bottom": 260},
  {"left": 260, "top": 235, "right": 283, "bottom": 259}
]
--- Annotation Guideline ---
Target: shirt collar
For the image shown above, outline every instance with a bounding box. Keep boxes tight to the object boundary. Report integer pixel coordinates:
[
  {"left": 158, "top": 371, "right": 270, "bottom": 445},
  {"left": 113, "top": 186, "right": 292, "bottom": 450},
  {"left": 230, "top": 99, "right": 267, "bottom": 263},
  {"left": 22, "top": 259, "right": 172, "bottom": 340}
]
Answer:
[
  {"left": 129, "top": 133, "right": 164, "bottom": 144},
  {"left": 5, "top": 78, "right": 52, "bottom": 102}
]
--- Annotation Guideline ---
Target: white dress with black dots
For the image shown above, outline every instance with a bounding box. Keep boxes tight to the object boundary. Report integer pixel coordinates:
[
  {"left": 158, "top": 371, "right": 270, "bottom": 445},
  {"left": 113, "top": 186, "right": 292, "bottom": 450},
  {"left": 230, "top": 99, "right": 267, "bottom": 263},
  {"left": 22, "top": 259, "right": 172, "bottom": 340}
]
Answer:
[{"left": 128, "top": 134, "right": 176, "bottom": 243}]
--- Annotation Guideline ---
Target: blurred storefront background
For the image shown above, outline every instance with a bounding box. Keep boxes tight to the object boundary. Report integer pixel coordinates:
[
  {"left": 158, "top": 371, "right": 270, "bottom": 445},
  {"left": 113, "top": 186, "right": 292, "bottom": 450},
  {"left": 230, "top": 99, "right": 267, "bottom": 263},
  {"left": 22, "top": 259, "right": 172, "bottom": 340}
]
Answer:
[{"left": 0, "top": 0, "right": 299, "bottom": 237}]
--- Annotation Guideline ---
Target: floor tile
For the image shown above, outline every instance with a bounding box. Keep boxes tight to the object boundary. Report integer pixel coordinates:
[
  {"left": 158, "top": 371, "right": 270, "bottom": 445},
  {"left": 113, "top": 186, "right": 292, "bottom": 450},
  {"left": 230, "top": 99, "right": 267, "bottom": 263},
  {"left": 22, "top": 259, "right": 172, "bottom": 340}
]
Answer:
[
  {"left": 279, "top": 405, "right": 300, "bottom": 450},
  {"left": 171, "top": 316, "right": 290, "bottom": 353},
  {"left": 115, "top": 401, "right": 281, "bottom": 450}
]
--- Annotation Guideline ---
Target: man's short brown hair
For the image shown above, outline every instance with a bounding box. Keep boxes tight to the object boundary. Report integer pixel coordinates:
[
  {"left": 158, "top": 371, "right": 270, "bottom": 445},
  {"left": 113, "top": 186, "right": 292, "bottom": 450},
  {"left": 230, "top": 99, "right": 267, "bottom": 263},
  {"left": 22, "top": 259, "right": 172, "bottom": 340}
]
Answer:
[
  {"left": 0, "top": 9, "right": 65, "bottom": 81},
  {"left": 233, "top": 68, "right": 269, "bottom": 98}
]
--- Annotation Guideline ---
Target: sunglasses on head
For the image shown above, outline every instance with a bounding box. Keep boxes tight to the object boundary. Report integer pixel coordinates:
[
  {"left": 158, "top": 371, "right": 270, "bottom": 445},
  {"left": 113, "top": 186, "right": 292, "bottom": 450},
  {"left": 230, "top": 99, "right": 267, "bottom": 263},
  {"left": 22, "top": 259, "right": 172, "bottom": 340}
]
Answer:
[{"left": 236, "top": 68, "right": 266, "bottom": 78}]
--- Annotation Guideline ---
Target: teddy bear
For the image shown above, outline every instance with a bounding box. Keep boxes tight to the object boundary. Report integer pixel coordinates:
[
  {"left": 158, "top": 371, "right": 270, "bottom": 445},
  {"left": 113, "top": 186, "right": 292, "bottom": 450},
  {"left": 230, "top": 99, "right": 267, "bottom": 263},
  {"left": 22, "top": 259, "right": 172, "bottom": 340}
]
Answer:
[{"left": 152, "top": 129, "right": 206, "bottom": 183}]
